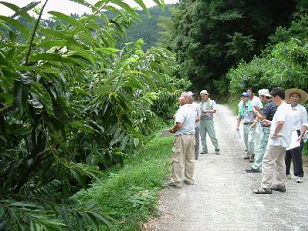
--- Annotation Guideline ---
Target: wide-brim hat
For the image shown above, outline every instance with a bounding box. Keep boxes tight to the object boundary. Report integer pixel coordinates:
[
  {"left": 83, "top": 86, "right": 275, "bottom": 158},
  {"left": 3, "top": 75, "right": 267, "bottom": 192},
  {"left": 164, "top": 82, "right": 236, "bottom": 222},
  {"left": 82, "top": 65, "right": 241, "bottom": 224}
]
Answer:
[{"left": 285, "top": 88, "right": 308, "bottom": 104}]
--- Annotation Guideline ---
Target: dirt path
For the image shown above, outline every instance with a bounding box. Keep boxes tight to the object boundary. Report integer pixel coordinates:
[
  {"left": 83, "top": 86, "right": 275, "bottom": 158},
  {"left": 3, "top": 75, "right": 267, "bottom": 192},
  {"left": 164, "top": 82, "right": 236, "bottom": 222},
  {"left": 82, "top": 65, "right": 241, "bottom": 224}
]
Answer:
[{"left": 150, "top": 104, "right": 308, "bottom": 231}]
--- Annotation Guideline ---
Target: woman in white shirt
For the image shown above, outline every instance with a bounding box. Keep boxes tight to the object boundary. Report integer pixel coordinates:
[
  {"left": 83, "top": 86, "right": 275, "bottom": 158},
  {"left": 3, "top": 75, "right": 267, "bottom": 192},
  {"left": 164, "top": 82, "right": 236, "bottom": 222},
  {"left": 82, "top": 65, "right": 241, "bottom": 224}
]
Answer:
[{"left": 285, "top": 88, "right": 308, "bottom": 183}]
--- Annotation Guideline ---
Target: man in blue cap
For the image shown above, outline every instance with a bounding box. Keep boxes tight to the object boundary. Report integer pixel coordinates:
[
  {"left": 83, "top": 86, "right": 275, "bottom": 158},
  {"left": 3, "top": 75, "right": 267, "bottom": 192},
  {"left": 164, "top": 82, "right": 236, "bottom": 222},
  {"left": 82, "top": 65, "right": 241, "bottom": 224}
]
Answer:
[{"left": 236, "top": 92, "right": 256, "bottom": 159}]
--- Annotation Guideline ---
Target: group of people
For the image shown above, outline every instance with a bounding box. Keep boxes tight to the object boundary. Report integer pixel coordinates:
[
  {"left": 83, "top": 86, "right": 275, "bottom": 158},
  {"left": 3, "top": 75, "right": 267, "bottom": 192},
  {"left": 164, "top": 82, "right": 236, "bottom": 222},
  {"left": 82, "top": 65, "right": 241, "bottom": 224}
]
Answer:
[
  {"left": 167, "top": 87, "right": 308, "bottom": 194},
  {"left": 167, "top": 90, "right": 220, "bottom": 188},
  {"left": 238, "top": 87, "right": 308, "bottom": 194}
]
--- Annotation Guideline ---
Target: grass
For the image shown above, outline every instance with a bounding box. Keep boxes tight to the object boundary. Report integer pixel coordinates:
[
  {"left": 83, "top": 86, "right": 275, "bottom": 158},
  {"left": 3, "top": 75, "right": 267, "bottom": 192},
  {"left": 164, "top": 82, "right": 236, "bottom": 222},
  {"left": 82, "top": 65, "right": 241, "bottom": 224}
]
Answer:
[{"left": 74, "top": 131, "right": 174, "bottom": 230}]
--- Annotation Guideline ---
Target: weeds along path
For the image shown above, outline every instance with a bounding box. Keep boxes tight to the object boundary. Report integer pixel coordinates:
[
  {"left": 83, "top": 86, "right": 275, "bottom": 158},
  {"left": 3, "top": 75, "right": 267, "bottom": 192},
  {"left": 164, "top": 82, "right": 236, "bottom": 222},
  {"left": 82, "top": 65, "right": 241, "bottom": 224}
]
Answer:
[{"left": 150, "top": 104, "right": 308, "bottom": 231}]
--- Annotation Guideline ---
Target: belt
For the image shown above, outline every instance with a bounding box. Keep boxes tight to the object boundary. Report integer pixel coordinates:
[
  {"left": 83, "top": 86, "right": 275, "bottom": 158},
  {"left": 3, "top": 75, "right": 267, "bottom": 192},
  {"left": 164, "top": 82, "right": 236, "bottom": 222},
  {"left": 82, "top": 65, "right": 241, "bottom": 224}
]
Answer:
[
  {"left": 243, "top": 122, "right": 253, "bottom": 125},
  {"left": 175, "top": 133, "right": 195, "bottom": 136}
]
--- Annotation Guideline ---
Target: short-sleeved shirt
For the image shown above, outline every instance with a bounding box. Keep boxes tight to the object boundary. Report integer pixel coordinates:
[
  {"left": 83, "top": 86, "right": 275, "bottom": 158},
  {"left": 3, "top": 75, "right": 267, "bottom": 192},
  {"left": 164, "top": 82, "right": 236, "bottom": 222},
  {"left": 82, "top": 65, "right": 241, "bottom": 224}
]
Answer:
[
  {"left": 175, "top": 103, "right": 197, "bottom": 136},
  {"left": 238, "top": 96, "right": 263, "bottom": 110},
  {"left": 200, "top": 99, "right": 216, "bottom": 120},
  {"left": 263, "top": 101, "right": 277, "bottom": 121},
  {"left": 238, "top": 101, "right": 255, "bottom": 124},
  {"left": 268, "top": 102, "right": 293, "bottom": 148},
  {"left": 191, "top": 102, "right": 201, "bottom": 127},
  {"left": 289, "top": 104, "right": 308, "bottom": 130}
]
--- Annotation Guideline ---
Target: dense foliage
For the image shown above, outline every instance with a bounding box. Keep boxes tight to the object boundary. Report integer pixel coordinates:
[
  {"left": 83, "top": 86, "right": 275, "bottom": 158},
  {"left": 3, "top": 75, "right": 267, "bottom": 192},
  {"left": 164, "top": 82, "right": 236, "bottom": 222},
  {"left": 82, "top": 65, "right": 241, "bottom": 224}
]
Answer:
[
  {"left": 118, "top": 5, "right": 174, "bottom": 50},
  {"left": 165, "top": 0, "right": 306, "bottom": 95},
  {"left": 0, "top": 0, "right": 189, "bottom": 230},
  {"left": 228, "top": 15, "right": 308, "bottom": 95}
]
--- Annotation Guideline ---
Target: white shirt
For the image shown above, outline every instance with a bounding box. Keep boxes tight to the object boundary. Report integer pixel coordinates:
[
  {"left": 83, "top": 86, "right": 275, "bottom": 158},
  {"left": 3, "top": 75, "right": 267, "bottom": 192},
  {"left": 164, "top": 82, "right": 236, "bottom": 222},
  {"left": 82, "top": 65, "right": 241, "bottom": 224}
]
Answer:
[
  {"left": 289, "top": 104, "right": 308, "bottom": 130},
  {"left": 175, "top": 104, "right": 197, "bottom": 136},
  {"left": 191, "top": 102, "right": 201, "bottom": 127},
  {"left": 268, "top": 102, "right": 293, "bottom": 148},
  {"left": 238, "top": 96, "right": 263, "bottom": 109}
]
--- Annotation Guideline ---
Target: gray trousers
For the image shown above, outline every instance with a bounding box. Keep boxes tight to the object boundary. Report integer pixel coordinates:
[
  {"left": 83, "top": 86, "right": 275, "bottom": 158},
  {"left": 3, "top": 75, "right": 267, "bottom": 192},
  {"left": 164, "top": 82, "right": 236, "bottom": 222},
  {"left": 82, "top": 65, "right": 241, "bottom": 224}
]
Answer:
[{"left": 195, "top": 126, "right": 200, "bottom": 159}]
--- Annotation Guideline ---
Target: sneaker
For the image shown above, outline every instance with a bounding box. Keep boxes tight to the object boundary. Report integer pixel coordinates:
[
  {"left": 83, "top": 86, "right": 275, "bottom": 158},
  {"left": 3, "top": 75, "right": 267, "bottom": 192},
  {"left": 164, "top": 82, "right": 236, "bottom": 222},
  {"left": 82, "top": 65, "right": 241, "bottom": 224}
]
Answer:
[
  {"left": 215, "top": 149, "right": 220, "bottom": 155},
  {"left": 167, "top": 181, "right": 182, "bottom": 188},
  {"left": 201, "top": 150, "right": 208, "bottom": 154},
  {"left": 183, "top": 179, "right": 194, "bottom": 185},
  {"left": 296, "top": 177, "right": 303, "bottom": 183},
  {"left": 245, "top": 168, "right": 260, "bottom": 173},
  {"left": 253, "top": 188, "right": 272, "bottom": 194},
  {"left": 271, "top": 185, "right": 286, "bottom": 192},
  {"left": 286, "top": 174, "right": 291, "bottom": 180}
]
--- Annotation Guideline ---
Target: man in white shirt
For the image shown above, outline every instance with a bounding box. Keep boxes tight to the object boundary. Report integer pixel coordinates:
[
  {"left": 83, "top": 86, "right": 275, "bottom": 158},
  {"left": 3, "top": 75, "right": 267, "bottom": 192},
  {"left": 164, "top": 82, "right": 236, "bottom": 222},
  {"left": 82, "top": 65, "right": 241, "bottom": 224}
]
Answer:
[
  {"left": 284, "top": 88, "right": 308, "bottom": 183},
  {"left": 254, "top": 87, "right": 293, "bottom": 194},
  {"left": 168, "top": 92, "right": 197, "bottom": 188}
]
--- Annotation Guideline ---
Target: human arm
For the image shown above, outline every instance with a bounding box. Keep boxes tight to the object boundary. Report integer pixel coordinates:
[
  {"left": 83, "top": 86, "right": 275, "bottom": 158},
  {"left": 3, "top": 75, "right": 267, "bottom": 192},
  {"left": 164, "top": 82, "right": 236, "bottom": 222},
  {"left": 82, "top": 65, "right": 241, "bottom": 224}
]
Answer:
[
  {"left": 169, "top": 122, "right": 183, "bottom": 133},
  {"left": 271, "top": 121, "right": 284, "bottom": 138}
]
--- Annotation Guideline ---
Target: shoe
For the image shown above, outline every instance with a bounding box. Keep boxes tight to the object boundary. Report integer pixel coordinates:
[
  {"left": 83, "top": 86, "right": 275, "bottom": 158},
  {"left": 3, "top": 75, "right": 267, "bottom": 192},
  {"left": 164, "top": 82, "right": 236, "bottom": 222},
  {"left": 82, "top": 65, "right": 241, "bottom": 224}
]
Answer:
[
  {"left": 183, "top": 179, "right": 194, "bottom": 185},
  {"left": 215, "top": 149, "right": 220, "bottom": 155},
  {"left": 167, "top": 181, "right": 182, "bottom": 188},
  {"left": 201, "top": 150, "right": 208, "bottom": 154},
  {"left": 296, "top": 177, "right": 303, "bottom": 183},
  {"left": 286, "top": 174, "right": 291, "bottom": 180},
  {"left": 253, "top": 188, "right": 272, "bottom": 194},
  {"left": 243, "top": 155, "right": 250, "bottom": 159},
  {"left": 245, "top": 168, "right": 260, "bottom": 173},
  {"left": 271, "top": 185, "right": 286, "bottom": 192}
]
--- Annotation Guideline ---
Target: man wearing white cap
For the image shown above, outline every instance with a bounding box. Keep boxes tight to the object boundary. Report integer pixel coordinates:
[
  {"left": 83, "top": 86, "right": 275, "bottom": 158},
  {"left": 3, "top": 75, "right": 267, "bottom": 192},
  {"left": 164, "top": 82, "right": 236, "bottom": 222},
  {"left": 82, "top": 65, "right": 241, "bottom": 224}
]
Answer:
[
  {"left": 246, "top": 89, "right": 277, "bottom": 173},
  {"left": 199, "top": 90, "right": 220, "bottom": 154}
]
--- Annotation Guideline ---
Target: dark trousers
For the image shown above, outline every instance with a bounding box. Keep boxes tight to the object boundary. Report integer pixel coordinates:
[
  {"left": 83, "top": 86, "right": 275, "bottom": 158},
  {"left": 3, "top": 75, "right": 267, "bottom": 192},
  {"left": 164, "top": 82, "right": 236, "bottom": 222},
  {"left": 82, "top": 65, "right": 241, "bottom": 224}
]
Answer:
[{"left": 285, "top": 130, "right": 304, "bottom": 177}]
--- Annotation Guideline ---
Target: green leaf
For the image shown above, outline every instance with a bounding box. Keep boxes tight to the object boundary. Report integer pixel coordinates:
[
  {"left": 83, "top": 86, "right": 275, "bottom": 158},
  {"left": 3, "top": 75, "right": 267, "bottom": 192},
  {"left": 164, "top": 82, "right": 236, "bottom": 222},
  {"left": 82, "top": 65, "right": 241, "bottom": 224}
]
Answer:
[
  {"left": 112, "top": 0, "right": 138, "bottom": 17},
  {"left": 0, "top": 16, "right": 30, "bottom": 37},
  {"left": 48, "top": 11, "right": 88, "bottom": 32},
  {"left": 35, "top": 40, "right": 67, "bottom": 48},
  {"left": 133, "top": 0, "right": 149, "bottom": 15}
]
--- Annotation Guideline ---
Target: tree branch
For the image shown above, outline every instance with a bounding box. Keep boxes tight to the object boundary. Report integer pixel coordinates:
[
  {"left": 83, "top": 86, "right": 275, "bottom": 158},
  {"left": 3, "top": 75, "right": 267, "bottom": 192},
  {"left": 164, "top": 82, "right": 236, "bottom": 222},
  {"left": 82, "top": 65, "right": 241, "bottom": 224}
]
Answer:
[{"left": 25, "top": 0, "right": 49, "bottom": 65}]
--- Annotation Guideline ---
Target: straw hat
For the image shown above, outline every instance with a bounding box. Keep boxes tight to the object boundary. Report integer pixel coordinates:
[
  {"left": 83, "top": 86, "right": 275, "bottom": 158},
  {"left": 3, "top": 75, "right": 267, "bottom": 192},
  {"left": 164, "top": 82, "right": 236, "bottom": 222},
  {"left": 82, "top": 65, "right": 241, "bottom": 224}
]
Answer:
[{"left": 285, "top": 88, "right": 308, "bottom": 104}]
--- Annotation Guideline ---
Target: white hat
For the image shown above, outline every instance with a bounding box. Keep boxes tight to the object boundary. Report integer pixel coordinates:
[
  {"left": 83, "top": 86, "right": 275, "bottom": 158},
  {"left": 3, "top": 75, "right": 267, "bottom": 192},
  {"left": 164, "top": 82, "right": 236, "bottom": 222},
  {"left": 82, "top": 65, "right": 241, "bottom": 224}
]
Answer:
[
  {"left": 258, "top": 89, "right": 271, "bottom": 97},
  {"left": 200, "top": 90, "right": 209, "bottom": 95}
]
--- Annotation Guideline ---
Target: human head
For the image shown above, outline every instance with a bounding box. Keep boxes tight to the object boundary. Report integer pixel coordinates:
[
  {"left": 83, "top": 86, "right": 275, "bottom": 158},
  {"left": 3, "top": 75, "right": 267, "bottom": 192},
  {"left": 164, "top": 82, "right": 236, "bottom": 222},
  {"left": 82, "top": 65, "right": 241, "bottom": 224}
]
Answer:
[
  {"left": 200, "top": 90, "right": 209, "bottom": 101},
  {"left": 285, "top": 88, "right": 308, "bottom": 105},
  {"left": 179, "top": 92, "right": 193, "bottom": 105},
  {"left": 187, "top": 91, "right": 195, "bottom": 103},
  {"left": 258, "top": 89, "right": 271, "bottom": 102},
  {"left": 270, "top": 87, "right": 285, "bottom": 106},
  {"left": 247, "top": 88, "right": 255, "bottom": 99},
  {"left": 241, "top": 92, "right": 250, "bottom": 103}
]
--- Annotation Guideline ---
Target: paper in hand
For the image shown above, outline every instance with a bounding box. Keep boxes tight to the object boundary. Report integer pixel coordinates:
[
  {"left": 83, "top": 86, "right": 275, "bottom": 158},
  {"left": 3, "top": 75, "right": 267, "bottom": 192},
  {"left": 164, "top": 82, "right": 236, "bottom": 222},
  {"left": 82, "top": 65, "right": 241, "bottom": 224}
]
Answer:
[{"left": 286, "top": 130, "right": 300, "bottom": 151}]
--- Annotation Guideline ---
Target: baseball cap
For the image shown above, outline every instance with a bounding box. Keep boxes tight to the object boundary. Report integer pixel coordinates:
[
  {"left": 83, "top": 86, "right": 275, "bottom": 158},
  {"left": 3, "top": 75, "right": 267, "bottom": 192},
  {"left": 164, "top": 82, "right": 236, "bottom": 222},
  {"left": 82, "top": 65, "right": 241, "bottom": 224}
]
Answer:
[
  {"left": 200, "top": 90, "right": 209, "bottom": 95},
  {"left": 241, "top": 92, "right": 250, "bottom": 97}
]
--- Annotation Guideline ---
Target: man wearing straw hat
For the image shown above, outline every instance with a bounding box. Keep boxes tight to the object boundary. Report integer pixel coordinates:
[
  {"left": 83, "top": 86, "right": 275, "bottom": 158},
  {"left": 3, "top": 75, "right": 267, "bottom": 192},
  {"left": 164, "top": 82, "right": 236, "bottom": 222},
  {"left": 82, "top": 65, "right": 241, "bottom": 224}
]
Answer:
[
  {"left": 246, "top": 89, "right": 277, "bottom": 173},
  {"left": 285, "top": 88, "right": 308, "bottom": 183}
]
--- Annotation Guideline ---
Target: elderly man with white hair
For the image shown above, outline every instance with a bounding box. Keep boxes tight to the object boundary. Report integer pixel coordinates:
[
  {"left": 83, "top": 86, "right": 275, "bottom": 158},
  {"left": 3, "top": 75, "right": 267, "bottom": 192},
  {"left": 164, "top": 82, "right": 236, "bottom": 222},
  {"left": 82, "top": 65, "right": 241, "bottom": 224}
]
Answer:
[{"left": 168, "top": 92, "right": 198, "bottom": 188}]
